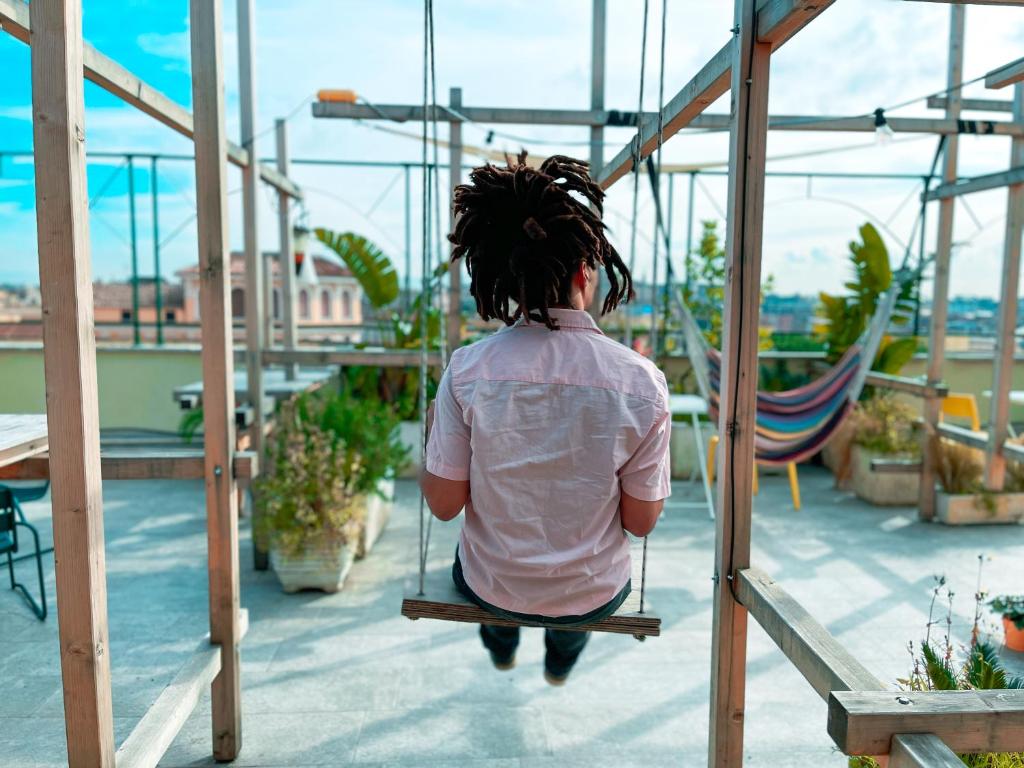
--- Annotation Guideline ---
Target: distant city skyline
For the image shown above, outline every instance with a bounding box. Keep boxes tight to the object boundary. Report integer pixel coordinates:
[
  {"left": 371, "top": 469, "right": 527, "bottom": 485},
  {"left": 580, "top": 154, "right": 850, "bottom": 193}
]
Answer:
[{"left": 2, "top": 1, "right": 1024, "bottom": 299}]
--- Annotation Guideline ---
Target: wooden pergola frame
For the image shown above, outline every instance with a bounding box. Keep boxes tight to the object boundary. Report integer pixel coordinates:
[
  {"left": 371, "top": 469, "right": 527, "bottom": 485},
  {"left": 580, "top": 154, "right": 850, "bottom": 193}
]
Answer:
[
  {"left": 1, "top": 0, "right": 308, "bottom": 764},
  {"left": 590, "top": 1, "right": 1024, "bottom": 767}
]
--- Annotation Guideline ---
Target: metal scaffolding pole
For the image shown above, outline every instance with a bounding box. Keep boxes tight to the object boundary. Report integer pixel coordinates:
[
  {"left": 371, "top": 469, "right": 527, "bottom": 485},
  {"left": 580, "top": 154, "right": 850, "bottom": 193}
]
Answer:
[
  {"left": 447, "top": 88, "right": 463, "bottom": 355},
  {"left": 151, "top": 156, "right": 163, "bottom": 345},
  {"left": 276, "top": 118, "right": 298, "bottom": 380},
  {"left": 127, "top": 155, "right": 140, "bottom": 345},
  {"left": 404, "top": 164, "right": 412, "bottom": 312}
]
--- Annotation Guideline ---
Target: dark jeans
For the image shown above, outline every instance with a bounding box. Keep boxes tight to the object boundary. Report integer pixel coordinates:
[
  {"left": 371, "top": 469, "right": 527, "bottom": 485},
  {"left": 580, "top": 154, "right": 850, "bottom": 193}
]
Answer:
[{"left": 452, "top": 547, "right": 630, "bottom": 677}]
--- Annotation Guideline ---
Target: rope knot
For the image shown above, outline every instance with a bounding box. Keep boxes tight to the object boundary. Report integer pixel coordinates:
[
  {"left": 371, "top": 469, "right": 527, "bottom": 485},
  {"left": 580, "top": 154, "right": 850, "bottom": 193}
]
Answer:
[{"left": 522, "top": 217, "right": 547, "bottom": 241}]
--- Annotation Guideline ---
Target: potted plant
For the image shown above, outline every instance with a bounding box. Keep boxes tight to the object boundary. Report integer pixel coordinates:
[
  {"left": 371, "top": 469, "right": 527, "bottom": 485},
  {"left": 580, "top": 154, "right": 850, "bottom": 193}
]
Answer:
[
  {"left": 313, "top": 387, "right": 408, "bottom": 558},
  {"left": 990, "top": 596, "right": 1024, "bottom": 652},
  {"left": 932, "top": 438, "right": 1024, "bottom": 525},
  {"left": 846, "top": 394, "right": 921, "bottom": 506},
  {"left": 255, "top": 397, "right": 363, "bottom": 593}
]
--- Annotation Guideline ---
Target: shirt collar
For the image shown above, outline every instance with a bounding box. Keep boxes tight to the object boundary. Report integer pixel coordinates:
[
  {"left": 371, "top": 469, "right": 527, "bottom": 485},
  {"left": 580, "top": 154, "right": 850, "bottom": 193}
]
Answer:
[{"left": 514, "top": 307, "right": 603, "bottom": 333}]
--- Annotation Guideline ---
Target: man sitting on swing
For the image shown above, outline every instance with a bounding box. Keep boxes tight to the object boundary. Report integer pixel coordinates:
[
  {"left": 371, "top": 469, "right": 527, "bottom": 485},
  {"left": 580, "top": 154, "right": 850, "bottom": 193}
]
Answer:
[{"left": 421, "top": 153, "right": 671, "bottom": 685}]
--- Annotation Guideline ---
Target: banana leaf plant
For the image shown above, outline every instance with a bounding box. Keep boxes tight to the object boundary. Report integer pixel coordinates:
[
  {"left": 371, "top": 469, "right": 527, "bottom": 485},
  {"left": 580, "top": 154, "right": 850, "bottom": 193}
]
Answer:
[{"left": 817, "top": 222, "right": 918, "bottom": 378}]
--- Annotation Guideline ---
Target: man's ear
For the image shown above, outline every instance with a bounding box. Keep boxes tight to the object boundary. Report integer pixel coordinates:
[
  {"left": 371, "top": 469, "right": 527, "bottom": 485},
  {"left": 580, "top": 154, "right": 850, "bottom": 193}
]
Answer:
[{"left": 576, "top": 261, "right": 589, "bottom": 288}]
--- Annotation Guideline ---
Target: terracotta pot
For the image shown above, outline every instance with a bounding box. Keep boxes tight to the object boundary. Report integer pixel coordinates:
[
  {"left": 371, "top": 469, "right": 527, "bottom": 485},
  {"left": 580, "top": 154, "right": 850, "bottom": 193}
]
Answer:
[{"left": 1004, "top": 615, "right": 1024, "bottom": 652}]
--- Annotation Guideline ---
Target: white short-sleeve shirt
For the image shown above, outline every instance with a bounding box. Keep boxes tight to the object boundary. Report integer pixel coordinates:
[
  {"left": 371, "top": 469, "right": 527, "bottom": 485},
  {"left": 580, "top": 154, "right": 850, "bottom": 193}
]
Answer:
[{"left": 425, "top": 307, "right": 672, "bottom": 617}]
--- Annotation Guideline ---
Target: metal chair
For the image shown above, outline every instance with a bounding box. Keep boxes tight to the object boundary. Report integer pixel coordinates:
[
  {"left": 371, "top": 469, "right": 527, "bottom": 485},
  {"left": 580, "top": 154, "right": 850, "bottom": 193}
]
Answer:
[{"left": 0, "top": 486, "right": 47, "bottom": 620}]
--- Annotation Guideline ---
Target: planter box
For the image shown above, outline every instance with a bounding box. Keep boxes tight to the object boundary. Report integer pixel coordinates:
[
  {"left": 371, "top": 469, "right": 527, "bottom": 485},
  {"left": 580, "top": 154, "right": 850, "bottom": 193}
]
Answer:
[
  {"left": 357, "top": 478, "right": 394, "bottom": 559},
  {"left": 270, "top": 544, "right": 355, "bottom": 594},
  {"left": 936, "top": 491, "right": 1024, "bottom": 526},
  {"left": 849, "top": 445, "right": 920, "bottom": 506},
  {"left": 670, "top": 421, "right": 716, "bottom": 480},
  {"left": 398, "top": 420, "right": 422, "bottom": 479}
]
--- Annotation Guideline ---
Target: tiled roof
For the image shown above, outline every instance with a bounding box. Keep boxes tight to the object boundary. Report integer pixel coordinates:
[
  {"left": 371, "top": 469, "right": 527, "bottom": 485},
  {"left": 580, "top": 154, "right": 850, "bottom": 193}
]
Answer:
[
  {"left": 92, "top": 281, "right": 184, "bottom": 310},
  {"left": 176, "top": 252, "right": 353, "bottom": 279}
]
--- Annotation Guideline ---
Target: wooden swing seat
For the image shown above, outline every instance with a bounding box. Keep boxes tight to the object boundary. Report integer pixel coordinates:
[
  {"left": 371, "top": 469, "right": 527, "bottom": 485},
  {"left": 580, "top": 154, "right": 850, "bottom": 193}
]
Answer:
[{"left": 401, "top": 570, "right": 661, "bottom": 638}]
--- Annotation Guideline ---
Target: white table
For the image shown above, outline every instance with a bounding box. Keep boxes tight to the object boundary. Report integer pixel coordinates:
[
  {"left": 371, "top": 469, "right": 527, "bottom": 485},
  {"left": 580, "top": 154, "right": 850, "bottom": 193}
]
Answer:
[
  {"left": 0, "top": 414, "right": 48, "bottom": 469},
  {"left": 668, "top": 395, "right": 715, "bottom": 520}
]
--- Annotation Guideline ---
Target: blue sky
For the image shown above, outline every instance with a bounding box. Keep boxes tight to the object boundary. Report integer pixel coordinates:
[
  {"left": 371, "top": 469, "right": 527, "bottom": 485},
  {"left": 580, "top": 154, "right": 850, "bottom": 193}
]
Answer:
[{"left": 2, "top": 0, "right": 1024, "bottom": 298}]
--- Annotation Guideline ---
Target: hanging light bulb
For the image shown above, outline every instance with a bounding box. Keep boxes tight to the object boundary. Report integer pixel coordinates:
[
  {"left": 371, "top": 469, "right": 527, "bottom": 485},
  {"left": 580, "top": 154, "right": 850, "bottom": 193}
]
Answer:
[{"left": 874, "top": 108, "right": 894, "bottom": 145}]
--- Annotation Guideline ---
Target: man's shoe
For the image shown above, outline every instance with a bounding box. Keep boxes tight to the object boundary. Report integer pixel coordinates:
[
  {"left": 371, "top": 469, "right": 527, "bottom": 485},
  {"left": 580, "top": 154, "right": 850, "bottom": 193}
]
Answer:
[
  {"left": 490, "top": 652, "right": 516, "bottom": 671},
  {"left": 544, "top": 669, "right": 569, "bottom": 686}
]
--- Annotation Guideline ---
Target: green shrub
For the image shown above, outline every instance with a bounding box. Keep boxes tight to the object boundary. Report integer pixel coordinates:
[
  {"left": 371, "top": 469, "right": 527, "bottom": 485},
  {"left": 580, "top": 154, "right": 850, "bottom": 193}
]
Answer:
[{"left": 990, "top": 595, "right": 1024, "bottom": 631}]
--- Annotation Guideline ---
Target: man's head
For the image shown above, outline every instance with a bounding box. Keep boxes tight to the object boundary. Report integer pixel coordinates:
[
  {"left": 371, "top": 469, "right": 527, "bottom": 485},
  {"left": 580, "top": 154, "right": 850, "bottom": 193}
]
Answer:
[{"left": 448, "top": 152, "right": 633, "bottom": 330}]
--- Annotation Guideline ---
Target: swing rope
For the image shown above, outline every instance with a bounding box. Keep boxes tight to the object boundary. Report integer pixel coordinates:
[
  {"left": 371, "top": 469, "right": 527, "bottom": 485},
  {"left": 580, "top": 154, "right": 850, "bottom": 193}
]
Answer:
[{"left": 623, "top": 0, "right": 650, "bottom": 351}]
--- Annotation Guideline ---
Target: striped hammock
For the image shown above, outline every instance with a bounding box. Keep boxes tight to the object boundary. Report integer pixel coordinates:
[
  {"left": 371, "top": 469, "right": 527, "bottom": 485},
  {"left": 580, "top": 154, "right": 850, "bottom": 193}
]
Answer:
[{"left": 679, "top": 285, "right": 902, "bottom": 466}]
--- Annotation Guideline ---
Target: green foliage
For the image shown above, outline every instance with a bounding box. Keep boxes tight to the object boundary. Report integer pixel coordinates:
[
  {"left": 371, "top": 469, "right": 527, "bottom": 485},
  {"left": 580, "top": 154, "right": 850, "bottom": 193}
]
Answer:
[
  {"left": 769, "top": 332, "right": 827, "bottom": 353},
  {"left": 314, "top": 228, "right": 398, "bottom": 308},
  {"left": 758, "top": 359, "right": 811, "bottom": 393},
  {"left": 817, "top": 223, "right": 917, "bottom": 376},
  {"left": 254, "top": 388, "right": 408, "bottom": 557},
  {"left": 850, "top": 582, "right": 1024, "bottom": 768},
  {"left": 178, "top": 407, "right": 204, "bottom": 444},
  {"left": 848, "top": 394, "right": 920, "bottom": 456},
  {"left": 254, "top": 398, "right": 362, "bottom": 558},
  {"left": 990, "top": 595, "right": 1024, "bottom": 630}
]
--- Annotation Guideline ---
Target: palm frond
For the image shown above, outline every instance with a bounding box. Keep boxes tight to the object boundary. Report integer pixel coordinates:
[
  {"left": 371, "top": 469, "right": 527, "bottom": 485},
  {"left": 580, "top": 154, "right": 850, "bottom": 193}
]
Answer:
[{"left": 315, "top": 228, "right": 399, "bottom": 309}]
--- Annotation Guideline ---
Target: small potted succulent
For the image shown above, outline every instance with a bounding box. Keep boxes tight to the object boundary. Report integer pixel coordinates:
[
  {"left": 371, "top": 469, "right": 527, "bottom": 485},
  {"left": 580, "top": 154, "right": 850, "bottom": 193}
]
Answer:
[
  {"left": 990, "top": 595, "right": 1024, "bottom": 652},
  {"left": 255, "top": 396, "right": 363, "bottom": 593},
  {"left": 846, "top": 394, "right": 920, "bottom": 506}
]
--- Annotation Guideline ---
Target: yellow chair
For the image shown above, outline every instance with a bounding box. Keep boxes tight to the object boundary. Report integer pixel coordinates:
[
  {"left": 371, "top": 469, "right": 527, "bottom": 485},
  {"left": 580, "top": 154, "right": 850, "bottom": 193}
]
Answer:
[
  {"left": 707, "top": 434, "right": 801, "bottom": 511},
  {"left": 940, "top": 393, "right": 981, "bottom": 432}
]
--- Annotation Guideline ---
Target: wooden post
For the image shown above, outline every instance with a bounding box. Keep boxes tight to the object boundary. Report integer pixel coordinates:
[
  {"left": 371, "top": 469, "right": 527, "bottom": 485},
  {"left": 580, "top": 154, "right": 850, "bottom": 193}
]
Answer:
[
  {"left": 919, "top": 4, "right": 964, "bottom": 520},
  {"left": 985, "top": 81, "right": 1024, "bottom": 490},
  {"left": 276, "top": 118, "right": 298, "bottom": 380},
  {"left": 189, "top": 0, "right": 243, "bottom": 759},
  {"left": 708, "top": 2, "right": 770, "bottom": 766},
  {"left": 29, "top": 1, "right": 115, "bottom": 764},
  {"left": 589, "top": 0, "right": 606, "bottom": 318},
  {"left": 447, "top": 87, "right": 462, "bottom": 355}
]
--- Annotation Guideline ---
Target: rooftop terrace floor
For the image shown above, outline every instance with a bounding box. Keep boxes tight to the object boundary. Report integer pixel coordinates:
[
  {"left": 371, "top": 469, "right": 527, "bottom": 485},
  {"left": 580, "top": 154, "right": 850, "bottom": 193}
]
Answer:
[{"left": 2, "top": 467, "right": 1022, "bottom": 767}]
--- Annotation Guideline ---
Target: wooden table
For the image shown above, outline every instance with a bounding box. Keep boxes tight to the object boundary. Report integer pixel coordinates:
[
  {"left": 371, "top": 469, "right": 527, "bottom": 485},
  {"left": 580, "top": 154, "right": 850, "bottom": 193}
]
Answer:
[{"left": 0, "top": 414, "right": 48, "bottom": 468}]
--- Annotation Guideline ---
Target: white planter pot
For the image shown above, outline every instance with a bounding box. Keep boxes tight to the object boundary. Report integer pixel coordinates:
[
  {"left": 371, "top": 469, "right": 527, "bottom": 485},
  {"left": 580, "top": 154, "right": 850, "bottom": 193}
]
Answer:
[
  {"left": 669, "top": 421, "right": 716, "bottom": 480},
  {"left": 357, "top": 478, "right": 394, "bottom": 559},
  {"left": 848, "top": 445, "right": 920, "bottom": 506},
  {"left": 398, "top": 420, "right": 422, "bottom": 478},
  {"left": 936, "top": 491, "right": 1024, "bottom": 525},
  {"left": 270, "top": 544, "right": 355, "bottom": 594}
]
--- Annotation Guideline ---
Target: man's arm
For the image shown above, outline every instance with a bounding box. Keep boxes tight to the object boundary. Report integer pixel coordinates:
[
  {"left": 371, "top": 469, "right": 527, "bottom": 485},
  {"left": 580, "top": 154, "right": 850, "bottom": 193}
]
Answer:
[
  {"left": 620, "top": 491, "right": 663, "bottom": 537},
  {"left": 420, "top": 397, "right": 471, "bottom": 521},
  {"left": 420, "top": 469, "right": 469, "bottom": 521}
]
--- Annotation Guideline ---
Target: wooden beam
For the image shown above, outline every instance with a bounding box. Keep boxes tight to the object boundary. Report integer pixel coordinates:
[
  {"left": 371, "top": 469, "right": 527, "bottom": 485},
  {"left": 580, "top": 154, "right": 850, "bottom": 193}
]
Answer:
[
  {"left": 447, "top": 87, "right": 463, "bottom": 356},
  {"left": 737, "top": 570, "right": 967, "bottom": 763},
  {"left": 708, "top": 4, "right": 770, "bottom": 765},
  {"left": 829, "top": 689, "right": 1024, "bottom": 756},
  {"left": 597, "top": 0, "right": 835, "bottom": 189},
  {"left": 599, "top": 42, "right": 732, "bottom": 189},
  {"left": 2, "top": 451, "right": 257, "bottom": 483},
  {"left": 920, "top": 4, "right": 965, "bottom": 522},
  {"left": 257, "top": 163, "right": 303, "bottom": 201},
  {"left": 890, "top": 734, "right": 968, "bottom": 768},
  {"left": 0, "top": 0, "right": 301, "bottom": 201},
  {"left": 114, "top": 609, "right": 250, "bottom": 768},
  {"left": 29, "top": 0, "right": 115, "bottom": 764},
  {"left": 737, "top": 569, "right": 882, "bottom": 699},
  {"left": 925, "top": 166, "right": 1024, "bottom": 202},
  {"left": 262, "top": 347, "right": 442, "bottom": 367},
  {"left": 902, "top": 0, "right": 1024, "bottom": 5},
  {"left": 275, "top": 118, "right": 299, "bottom": 380},
  {"left": 987, "top": 57, "right": 1024, "bottom": 90},
  {"left": 937, "top": 422, "right": 989, "bottom": 451},
  {"left": 189, "top": 0, "right": 242, "bottom": 759},
  {"left": 864, "top": 371, "right": 949, "bottom": 398},
  {"left": 928, "top": 95, "right": 1013, "bottom": 113},
  {"left": 986, "top": 83, "right": 1024, "bottom": 490}
]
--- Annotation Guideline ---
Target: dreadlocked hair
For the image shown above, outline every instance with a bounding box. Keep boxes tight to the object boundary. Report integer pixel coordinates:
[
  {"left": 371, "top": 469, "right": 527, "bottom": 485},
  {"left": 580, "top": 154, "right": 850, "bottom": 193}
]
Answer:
[{"left": 448, "top": 151, "right": 633, "bottom": 331}]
